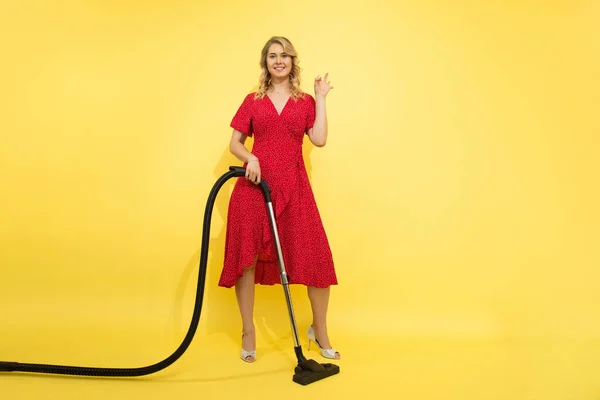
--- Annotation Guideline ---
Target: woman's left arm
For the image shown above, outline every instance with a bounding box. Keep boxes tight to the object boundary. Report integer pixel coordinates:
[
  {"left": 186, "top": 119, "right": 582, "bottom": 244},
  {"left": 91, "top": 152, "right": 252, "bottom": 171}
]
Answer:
[{"left": 308, "top": 73, "right": 333, "bottom": 147}]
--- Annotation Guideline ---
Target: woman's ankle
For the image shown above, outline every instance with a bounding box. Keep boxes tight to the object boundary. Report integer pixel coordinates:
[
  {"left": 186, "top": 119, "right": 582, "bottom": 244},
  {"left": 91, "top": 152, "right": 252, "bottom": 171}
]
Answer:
[{"left": 242, "top": 326, "right": 255, "bottom": 337}]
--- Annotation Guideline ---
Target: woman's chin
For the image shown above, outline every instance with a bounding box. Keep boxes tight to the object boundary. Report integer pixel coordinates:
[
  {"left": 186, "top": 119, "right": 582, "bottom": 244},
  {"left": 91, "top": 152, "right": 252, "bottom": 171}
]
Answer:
[{"left": 270, "top": 71, "right": 290, "bottom": 80}]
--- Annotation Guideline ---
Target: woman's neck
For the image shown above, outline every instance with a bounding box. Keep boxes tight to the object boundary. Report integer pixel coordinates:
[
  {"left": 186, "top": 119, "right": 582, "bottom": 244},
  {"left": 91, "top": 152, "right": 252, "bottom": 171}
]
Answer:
[{"left": 270, "top": 78, "right": 290, "bottom": 94}]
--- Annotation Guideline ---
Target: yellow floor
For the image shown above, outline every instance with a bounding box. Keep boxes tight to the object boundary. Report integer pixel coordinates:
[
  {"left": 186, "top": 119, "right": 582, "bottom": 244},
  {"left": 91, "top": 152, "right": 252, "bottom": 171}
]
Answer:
[{"left": 2, "top": 324, "right": 599, "bottom": 399}]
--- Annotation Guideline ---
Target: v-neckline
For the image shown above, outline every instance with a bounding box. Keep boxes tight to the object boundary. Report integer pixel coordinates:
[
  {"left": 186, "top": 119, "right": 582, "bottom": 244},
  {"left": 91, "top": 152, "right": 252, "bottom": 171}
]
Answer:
[{"left": 266, "top": 94, "right": 291, "bottom": 117}]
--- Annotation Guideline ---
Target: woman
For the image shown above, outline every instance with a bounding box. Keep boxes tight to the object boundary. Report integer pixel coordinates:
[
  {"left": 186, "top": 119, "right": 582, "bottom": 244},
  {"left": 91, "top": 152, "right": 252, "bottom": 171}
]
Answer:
[{"left": 219, "top": 36, "right": 340, "bottom": 363}]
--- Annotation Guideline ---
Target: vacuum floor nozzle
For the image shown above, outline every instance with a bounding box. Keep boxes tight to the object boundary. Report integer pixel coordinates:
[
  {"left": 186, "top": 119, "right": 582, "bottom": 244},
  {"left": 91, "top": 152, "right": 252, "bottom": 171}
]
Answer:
[{"left": 292, "top": 359, "right": 340, "bottom": 385}]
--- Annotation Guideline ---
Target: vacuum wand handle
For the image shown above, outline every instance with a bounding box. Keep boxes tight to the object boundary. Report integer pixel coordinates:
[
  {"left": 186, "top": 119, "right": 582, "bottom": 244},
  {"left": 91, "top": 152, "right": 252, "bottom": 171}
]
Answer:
[
  {"left": 228, "top": 166, "right": 246, "bottom": 177},
  {"left": 228, "top": 166, "right": 271, "bottom": 203}
]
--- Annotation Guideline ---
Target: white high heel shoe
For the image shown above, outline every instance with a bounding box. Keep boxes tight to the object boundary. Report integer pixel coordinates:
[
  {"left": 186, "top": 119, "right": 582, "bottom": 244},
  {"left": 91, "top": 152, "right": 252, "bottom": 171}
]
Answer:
[
  {"left": 307, "top": 326, "right": 340, "bottom": 360},
  {"left": 240, "top": 333, "right": 256, "bottom": 363},
  {"left": 240, "top": 348, "right": 256, "bottom": 363}
]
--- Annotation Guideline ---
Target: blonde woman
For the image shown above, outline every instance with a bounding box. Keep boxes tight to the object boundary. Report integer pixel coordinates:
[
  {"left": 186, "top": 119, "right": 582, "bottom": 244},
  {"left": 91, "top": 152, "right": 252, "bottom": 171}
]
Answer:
[{"left": 218, "top": 36, "right": 340, "bottom": 363}]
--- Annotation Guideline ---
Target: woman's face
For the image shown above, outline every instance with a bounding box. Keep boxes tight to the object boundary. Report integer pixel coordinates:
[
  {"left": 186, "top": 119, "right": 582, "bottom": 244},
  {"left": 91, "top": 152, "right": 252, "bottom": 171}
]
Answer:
[{"left": 266, "top": 43, "right": 292, "bottom": 81}]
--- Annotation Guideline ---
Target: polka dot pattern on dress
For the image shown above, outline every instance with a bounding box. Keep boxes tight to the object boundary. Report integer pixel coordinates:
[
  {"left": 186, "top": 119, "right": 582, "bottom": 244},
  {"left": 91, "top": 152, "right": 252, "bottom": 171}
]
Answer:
[{"left": 218, "top": 92, "right": 338, "bottom": 289}]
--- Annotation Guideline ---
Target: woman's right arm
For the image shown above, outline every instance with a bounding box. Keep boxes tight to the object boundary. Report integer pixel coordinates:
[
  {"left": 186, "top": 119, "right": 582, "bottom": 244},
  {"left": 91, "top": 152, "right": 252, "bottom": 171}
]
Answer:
[{"left": 229, "top": 129, "right": 261, "bottom": 184}]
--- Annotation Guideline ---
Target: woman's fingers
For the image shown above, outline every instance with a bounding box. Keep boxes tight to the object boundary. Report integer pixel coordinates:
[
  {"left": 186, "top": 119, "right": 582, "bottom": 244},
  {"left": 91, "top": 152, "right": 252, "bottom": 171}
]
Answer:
[
  {"left": 253, "top": 168, "right": 261, "bottom": 184},
  {"left": 245, "top": 163, "right": 261, "bottom": 184}
]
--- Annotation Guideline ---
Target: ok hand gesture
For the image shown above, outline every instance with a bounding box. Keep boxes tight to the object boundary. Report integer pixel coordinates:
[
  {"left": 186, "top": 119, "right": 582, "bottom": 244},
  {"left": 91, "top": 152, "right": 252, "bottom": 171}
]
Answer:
[{"left": 314, "top": 73, "right": 333, "bottom": 98}]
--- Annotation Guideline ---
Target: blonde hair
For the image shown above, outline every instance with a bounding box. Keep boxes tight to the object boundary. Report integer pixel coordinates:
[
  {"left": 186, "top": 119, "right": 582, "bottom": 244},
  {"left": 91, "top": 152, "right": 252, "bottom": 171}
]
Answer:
[{"left": 255, "top": 36, "right": 304, "bottom": 101}]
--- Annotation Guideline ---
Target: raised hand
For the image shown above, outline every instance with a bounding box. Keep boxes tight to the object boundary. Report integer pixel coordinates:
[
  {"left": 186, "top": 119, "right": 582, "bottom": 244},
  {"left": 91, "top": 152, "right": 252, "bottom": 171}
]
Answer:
[{"left": 314, "top": 73, "right": 333, "bottom": 98}]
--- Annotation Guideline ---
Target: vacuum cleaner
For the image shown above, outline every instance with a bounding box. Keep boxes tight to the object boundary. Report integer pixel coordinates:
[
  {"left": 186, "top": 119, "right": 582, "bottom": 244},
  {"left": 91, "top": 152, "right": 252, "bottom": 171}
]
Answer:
[{"left": 0, "top": 166, "right": 339, "bottom": 385}]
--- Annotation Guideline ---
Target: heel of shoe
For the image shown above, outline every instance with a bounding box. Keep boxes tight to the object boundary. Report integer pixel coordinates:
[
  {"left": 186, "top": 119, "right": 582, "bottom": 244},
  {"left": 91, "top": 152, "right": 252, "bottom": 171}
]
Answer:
[{"left": 307, "top": 326, "right": 316, "bottom": 352}]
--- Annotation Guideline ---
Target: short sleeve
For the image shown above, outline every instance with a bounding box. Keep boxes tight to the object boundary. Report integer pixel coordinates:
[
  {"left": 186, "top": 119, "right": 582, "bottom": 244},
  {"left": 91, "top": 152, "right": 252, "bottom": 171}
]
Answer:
[
  {"left": 305, "top": 94, "right": 316, "bottom": 132},
  {"left": 230, "top": 93, "right": 255, "bottom": 137}
]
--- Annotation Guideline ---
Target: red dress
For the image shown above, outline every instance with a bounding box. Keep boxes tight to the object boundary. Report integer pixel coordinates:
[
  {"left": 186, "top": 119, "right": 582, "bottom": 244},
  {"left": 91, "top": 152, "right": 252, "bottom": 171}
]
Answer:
[{"left": 218, "top": 92, "right": 338, "bottom": 288}]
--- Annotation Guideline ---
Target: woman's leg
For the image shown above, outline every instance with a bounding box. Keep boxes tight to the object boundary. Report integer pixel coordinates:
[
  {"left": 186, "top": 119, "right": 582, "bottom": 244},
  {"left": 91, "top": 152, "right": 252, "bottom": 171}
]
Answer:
[
  {"left": 307, "top": 286, "right": 340, "bottom": 359},
  {"left": 236, "top": 261, "right": 256, "bottom": 361}
]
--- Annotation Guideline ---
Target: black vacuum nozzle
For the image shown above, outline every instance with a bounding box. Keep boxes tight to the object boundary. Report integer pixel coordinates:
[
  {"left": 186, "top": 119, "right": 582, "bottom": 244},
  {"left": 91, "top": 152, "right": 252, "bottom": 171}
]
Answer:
[{"left": 292, "top": 359, "right": 340, "bottom": 385}]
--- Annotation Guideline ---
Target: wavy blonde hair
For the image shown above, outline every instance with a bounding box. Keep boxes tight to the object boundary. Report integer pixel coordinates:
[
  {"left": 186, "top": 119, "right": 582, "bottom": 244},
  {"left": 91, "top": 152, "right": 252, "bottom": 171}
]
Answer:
[{"left": 255, "top": 36, "right": 304, "bottom": 101}]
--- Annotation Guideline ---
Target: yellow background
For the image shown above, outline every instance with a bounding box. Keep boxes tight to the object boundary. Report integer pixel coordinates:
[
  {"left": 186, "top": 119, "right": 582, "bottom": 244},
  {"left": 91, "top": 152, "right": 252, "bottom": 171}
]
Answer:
[{"left": 1, "top": 0, "right": 599, "bottom": 399}]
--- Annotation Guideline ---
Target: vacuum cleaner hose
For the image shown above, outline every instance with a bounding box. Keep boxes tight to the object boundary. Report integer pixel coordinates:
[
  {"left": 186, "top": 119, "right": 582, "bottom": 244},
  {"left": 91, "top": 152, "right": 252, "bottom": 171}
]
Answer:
[{"left": 0, "top": 166, "right": 253, "bottom": 376}]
